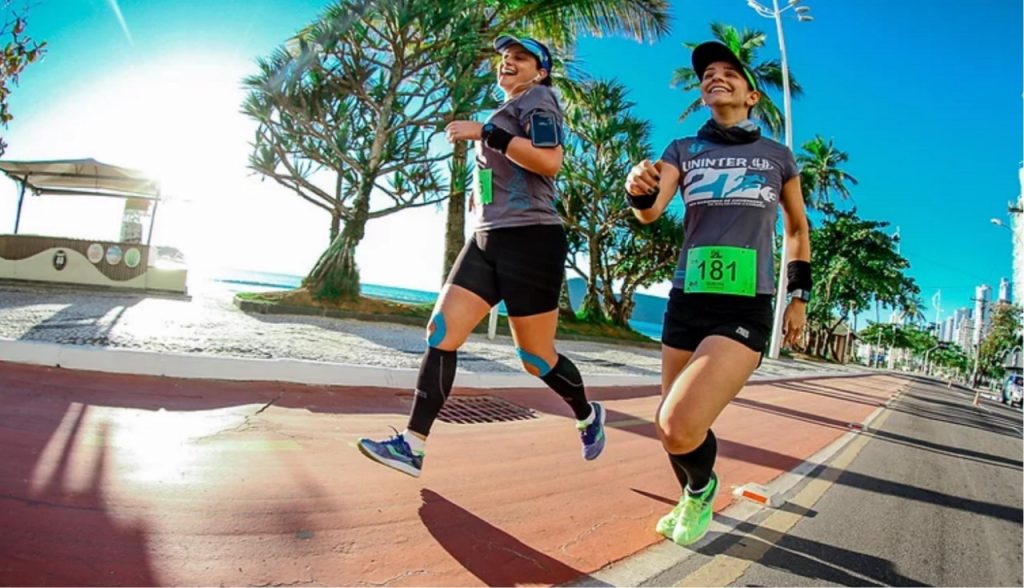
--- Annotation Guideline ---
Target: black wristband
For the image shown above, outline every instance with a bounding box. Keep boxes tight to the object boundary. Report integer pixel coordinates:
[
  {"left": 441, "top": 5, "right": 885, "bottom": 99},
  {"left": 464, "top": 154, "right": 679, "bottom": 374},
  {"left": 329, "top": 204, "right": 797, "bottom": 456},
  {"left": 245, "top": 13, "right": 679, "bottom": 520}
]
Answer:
[
  {"left": 483, "top": 126, "right": 514, "bottom": 153},
  {"left": 786, "top": 260, "right": 812, "bottom": 292},
  {"left": 626, "top": 192, "right": 657, "bottom": 210}
]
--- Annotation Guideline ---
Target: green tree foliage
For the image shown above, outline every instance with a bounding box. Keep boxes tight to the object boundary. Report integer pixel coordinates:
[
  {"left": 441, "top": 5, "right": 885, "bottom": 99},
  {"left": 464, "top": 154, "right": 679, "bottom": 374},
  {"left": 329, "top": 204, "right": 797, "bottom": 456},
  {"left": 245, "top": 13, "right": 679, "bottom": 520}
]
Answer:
[
  {"left": 978, "top": 302, "right": 1023, "bottom": 379},
  {"left": 243, "top": 0, "right": 481, "bottom": 300},
  {"left": 809, "top": 210, "right": 920, "bottom": 359},
  {"left": 797, "top": 135, "right": 857, "bottom": 214},
  {"left": 0, "top": 1, "right": 46, "bottom": 156},
  {"left": 558, "top": 78, "right": 678, "bottom": 325}
]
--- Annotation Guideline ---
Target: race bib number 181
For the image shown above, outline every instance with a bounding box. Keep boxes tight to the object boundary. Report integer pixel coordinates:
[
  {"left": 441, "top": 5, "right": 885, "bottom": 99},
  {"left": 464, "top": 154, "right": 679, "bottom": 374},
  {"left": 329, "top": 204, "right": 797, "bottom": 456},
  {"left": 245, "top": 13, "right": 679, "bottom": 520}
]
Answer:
[{"left": 684, "top": 246, "right": 757, "bottom": 296}]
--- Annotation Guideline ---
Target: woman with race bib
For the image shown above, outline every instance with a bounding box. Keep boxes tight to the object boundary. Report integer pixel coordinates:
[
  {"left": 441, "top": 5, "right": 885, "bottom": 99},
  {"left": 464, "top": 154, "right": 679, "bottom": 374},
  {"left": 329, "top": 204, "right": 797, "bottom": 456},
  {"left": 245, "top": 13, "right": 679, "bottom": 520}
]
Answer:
[{"left": 624, "top": 41, "right": 811, "bottom": 546}]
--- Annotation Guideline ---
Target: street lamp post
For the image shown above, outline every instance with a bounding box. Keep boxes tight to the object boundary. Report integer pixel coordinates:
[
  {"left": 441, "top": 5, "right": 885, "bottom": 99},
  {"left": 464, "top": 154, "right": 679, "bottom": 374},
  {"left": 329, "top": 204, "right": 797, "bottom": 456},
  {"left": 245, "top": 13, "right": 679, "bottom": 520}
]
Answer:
[
  {"left": 991, "top": 207, "right": 1023, "bottom": 350},
  {"left": 747, "top": 0, "right": 813, "bottom": 359},
  {"left": 924, "top": 342, "right": 947, "bottom": 376}
]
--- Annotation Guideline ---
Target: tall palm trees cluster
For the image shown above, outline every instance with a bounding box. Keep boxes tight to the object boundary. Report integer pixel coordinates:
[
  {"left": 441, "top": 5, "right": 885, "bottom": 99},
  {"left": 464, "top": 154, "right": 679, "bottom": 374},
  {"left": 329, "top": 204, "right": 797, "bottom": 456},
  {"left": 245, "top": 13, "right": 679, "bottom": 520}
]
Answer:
[{"left": 244, "top": 2, "right": 920, "bottom": 361}]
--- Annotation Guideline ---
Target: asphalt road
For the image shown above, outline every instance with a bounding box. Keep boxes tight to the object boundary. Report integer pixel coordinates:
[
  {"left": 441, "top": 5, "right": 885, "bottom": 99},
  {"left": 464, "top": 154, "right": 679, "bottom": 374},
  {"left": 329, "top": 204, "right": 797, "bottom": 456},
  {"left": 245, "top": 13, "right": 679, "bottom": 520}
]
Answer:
[{"left": 671, "top": 377, "right": 1023, "bottom": 587}]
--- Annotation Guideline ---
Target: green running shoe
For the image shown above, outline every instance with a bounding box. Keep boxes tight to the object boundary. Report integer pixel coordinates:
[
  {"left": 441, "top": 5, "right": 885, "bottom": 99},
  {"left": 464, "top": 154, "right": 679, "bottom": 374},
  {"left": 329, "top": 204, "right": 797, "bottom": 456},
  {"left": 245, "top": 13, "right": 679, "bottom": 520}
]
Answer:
[
  {"left": 655, "top": 498, "right": 685, "bottom": 537},
  {"left": 670, "top": 472, "right": 719, "bottom": 546}
]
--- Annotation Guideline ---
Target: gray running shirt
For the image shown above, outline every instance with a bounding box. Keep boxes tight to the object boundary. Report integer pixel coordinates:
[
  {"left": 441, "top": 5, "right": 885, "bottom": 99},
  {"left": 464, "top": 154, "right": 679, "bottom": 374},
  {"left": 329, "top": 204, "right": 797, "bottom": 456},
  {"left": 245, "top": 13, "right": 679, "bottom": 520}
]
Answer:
[
  {"left": 660, "top": 134, "right": 799, "bottom": 294},
  {"left": 473, "top": 85, "right": 564, "bottom": 231}
]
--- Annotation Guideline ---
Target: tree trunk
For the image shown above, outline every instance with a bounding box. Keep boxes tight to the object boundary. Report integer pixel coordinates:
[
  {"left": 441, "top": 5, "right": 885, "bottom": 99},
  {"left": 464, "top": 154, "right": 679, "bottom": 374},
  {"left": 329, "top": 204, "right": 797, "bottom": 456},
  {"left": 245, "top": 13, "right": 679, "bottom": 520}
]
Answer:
[
  {"left": 330, "top": 171, "right": 343, "bottom": 241},
  {"left": 580, "top": 236, "right": 605, "bottom": 321},
  {"left": 329, "top": 211, "right": 341, "bottom": 242},
  {"left": 306, "top": 187, "right": 370, "bottom": 302},
  {"left": 609, "top": 288, "right": 635, "bottom": 327},
  {"left": 580, "top": 287, "right": 604, "bottom": 321},
  {"left": 442, "top": 133, "right": 469, "bottom": 283}
]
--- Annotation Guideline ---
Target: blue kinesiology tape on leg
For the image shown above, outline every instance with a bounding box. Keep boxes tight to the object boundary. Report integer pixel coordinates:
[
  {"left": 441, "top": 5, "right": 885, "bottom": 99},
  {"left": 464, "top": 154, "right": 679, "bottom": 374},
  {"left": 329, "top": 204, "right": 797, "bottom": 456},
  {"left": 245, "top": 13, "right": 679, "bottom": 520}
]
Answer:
[
  {"left": 427, "top": 312, "right": 447, "bottom": 347},
  {"left": 516, "top": 347, "right": 553, "bottom": 377}
]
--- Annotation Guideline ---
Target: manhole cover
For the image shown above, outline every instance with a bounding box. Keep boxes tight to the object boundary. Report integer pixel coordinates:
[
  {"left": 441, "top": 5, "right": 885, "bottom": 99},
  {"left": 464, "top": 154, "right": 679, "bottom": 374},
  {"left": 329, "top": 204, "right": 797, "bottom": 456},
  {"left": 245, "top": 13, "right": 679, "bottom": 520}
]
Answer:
[{"left": 436, "top": 395, "right": 537, "bottom": 424}]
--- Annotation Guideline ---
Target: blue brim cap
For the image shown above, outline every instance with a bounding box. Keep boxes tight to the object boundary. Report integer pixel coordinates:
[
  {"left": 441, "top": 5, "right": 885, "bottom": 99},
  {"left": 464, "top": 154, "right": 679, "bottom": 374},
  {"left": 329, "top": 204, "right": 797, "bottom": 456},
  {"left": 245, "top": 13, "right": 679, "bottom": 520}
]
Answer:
[
  {"left": 494, "top": 35, "right": 552, "bottom": 73},
  {"left": 692, "top": 41, "right": 758, "bottom": 92}
]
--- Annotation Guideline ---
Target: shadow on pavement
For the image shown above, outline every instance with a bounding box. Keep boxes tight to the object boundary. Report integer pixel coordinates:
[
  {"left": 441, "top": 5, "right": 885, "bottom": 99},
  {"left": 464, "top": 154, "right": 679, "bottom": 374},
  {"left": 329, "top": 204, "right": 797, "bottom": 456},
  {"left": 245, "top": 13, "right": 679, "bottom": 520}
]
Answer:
[
  {"left": 0, "top": 406, "right": 157, "bottom": 586},
  {"left": 19, "top": 296, "right": 141, "bottom": 347},
  {"left": 703, "top": 513, "right": 929, "bottom": 587},
  {"left": 418, "top": 489, "right": 595, "bottom": 587}
]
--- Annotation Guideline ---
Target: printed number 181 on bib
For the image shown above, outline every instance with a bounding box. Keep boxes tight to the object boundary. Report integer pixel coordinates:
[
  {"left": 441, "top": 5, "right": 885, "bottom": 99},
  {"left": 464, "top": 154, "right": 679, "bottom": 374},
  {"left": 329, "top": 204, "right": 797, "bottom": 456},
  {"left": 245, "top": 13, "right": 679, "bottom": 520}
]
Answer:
[{"left": 684, "top": 246, "right": 757, "bottom": 297}]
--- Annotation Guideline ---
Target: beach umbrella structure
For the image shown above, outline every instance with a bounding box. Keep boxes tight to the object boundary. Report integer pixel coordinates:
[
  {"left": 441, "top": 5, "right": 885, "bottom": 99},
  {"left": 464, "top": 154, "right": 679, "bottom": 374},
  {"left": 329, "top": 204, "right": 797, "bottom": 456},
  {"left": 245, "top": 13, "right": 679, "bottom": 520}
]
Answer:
[{"left": 0, "top": 158, "right": 187, "bottom": 293}]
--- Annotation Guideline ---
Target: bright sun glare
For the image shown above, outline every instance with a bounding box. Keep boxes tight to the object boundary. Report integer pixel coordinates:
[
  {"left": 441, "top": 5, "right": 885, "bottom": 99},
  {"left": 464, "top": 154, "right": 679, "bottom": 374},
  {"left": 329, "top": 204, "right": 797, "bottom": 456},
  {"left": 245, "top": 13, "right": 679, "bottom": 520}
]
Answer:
[
  {"left": 11, "top": 53, "right": 331, "bottom": 275},
  {"left": 8, "top": 52, "right": 469, "bottom": 291}
]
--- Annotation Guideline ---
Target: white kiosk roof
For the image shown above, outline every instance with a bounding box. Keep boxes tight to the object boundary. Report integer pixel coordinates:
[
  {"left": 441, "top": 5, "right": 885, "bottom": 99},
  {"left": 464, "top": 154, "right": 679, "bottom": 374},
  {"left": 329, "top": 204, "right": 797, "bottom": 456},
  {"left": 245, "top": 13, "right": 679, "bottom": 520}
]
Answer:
[{"left": 0, "top": 158, "right": 160, "bottom": 200}]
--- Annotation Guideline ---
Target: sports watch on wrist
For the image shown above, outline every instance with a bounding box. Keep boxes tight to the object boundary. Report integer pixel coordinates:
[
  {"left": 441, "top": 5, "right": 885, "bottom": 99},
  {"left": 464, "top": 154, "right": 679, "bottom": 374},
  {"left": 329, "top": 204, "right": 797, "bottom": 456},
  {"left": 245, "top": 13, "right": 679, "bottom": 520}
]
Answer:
[
  {"left": 480, "top": 122, "right": 496, "bottom": 142},
  {"left": 789, "top": 288, "right": 811, "bottom": 303}
]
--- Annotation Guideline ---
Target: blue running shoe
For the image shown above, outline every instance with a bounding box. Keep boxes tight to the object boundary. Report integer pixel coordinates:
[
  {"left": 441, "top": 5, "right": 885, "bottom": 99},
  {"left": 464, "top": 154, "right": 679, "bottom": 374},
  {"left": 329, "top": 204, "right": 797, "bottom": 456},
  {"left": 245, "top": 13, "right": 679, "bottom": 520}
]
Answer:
[
  {"left": 357, "top": 429, "right": 424, "bottom": 478},
  {"left": 578, "top": 401, "right": 606, "bottom": 461}
]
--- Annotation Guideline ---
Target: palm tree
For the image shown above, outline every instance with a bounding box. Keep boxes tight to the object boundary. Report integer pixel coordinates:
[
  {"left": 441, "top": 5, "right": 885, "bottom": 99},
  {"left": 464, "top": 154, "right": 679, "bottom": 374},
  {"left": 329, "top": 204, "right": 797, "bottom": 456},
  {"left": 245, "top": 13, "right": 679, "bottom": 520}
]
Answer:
[
  {"left": 439, "top": 1, "right": 671, "bottom": 283},
  {"left": 557, "top": 78, "right": 681, "bottom": 327},
  {"left": 557, "top": 78, "right": 653, "bottom": 322},
  {"left": 671, "top": 22, "right": 802, "bottom": 137},
  {"left": 797, "top": 135, "right": 858, "bottom": 214},
  {"left": 244, "top": 0, "right": 479, "bottom": 301}
]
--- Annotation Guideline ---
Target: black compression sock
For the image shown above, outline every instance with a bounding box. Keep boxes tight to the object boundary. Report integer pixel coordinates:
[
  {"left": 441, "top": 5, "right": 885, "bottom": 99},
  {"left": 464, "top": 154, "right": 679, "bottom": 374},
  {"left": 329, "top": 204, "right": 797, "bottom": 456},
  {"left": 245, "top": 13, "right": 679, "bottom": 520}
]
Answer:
[
  {"left": 407, "top": 346, "right": 457, "bottom": 436},
  {"left": 539, "top": 354, "right": 592, "bottom": 421}
]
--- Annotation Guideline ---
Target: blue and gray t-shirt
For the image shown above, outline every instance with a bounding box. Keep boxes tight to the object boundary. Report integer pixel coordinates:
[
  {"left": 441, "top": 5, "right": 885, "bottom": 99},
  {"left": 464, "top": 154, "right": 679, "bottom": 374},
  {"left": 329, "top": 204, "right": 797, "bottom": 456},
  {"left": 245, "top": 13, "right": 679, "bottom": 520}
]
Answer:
[
  {"left": 660, "top": 133, "right": 799, "bottom": 295},
  {"left": 473, "top": 85, "right": 564, "bottom": 231}
]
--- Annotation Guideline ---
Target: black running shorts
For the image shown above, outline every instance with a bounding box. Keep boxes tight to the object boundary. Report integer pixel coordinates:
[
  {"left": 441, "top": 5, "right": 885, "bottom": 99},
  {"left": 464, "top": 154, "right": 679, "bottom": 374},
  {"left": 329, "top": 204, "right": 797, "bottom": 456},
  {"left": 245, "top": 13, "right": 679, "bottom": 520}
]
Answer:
[
  {"left": 661, "top": 288, "right": 775, "bottom": 353},
  {"left": 447, "top": 224, "right": 567, "bottom": 317}
]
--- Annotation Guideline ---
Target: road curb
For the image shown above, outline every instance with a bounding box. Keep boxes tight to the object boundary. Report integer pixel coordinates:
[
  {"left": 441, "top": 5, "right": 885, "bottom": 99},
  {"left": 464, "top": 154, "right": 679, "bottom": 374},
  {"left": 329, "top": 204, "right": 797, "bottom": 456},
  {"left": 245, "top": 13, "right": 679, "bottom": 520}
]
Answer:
[{"left": 1, "top": 338, "right": 874, "bottom": 390}]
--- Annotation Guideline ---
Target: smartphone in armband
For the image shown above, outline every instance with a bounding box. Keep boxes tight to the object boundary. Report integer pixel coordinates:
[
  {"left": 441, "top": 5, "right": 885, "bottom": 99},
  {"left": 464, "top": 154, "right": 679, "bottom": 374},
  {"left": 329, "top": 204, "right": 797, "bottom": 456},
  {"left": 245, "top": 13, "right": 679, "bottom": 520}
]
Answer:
[{"left": 529, "top": 111, "right": 560, "bottom": 148}]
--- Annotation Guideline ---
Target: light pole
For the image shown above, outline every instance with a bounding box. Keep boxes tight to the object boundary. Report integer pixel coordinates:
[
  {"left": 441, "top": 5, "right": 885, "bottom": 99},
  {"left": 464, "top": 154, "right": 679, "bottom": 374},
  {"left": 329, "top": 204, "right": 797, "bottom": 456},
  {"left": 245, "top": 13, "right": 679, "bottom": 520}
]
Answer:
[
  {"left": 924, "top": 342, "right": 947, "bottom": 376},
  {"left": 747, "top": 0, "right": 813, "bottom": 359},
  {"left": 991, "top": 217, "right": 1023, "bottom": 245}
]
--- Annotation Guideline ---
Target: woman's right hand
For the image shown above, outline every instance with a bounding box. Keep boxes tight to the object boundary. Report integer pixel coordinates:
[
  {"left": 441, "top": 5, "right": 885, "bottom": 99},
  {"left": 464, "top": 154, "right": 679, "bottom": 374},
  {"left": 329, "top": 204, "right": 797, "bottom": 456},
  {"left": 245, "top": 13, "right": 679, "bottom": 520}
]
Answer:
[
  {"left": 445, "top": 120, "right": 483, "bottom": 143},
  {"left": 625, "top": 159, "right": 662, "bottom": 196}
]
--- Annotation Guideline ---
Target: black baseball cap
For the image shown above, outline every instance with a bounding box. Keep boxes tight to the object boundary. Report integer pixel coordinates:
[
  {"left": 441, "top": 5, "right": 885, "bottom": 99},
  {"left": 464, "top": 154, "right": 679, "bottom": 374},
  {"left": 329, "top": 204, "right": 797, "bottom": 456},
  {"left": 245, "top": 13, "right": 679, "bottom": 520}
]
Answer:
[{"left": 692, "top": 41, "right": 758, "bottom": 91}]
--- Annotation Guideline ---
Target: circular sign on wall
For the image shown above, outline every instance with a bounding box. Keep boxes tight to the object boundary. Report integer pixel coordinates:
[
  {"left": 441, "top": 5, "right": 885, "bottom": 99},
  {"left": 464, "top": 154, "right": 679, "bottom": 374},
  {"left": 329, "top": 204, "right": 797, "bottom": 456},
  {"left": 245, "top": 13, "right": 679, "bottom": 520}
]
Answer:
[
  {"left": 86, "top": 243, "right": 104, "bottom": 264},
  {"left": 105, "top": 245, "right": 123, "bottom": 266},
  {"left": 124, "top": 247, "right": 142, "bottom": 268},
  {"left": 53, "top": 249, "right": 68, "bottom": 271}
]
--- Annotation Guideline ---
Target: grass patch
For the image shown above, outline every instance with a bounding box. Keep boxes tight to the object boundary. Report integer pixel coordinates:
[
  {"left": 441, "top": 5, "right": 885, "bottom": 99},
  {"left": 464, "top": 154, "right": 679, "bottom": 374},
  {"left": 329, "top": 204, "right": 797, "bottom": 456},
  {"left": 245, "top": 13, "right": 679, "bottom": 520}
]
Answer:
[{"left": 238, "top": 288, "right": 434, "bottom": 318}]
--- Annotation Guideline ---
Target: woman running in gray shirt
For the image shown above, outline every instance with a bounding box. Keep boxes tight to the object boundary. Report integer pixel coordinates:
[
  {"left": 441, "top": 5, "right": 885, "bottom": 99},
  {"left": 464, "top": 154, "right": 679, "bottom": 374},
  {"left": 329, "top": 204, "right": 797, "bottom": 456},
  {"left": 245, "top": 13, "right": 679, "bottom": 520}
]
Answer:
[
  {"left": 358, "top": 36, "right": 606, "bottom": 478},
  {"left": 625, "top": 41, "right": 812, "bottom": 546}
]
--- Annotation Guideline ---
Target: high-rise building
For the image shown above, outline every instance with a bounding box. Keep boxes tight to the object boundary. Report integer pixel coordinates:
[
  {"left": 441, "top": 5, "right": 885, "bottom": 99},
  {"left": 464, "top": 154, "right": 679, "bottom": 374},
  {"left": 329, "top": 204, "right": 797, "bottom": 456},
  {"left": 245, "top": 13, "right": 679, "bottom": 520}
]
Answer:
[
  {"left": 973, "top": 285, "right": 991, "bottom": 346},
  {"left": 998, "top": 277, "right": 1011, "bottom": 303},
  {"left": 955, "top": 308, "right": 974, "bottom": 350}
]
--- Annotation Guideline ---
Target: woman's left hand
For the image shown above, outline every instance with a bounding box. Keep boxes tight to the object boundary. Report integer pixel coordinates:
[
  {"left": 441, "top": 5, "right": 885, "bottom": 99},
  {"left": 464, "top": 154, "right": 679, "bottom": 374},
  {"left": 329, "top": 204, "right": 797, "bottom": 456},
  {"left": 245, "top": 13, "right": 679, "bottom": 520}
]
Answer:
[
  {"left": 782, "top": 300, "right": 807, "bottom": 349},
  {"left": 445, "top": 121, "right": 483, "bottom": 143}
]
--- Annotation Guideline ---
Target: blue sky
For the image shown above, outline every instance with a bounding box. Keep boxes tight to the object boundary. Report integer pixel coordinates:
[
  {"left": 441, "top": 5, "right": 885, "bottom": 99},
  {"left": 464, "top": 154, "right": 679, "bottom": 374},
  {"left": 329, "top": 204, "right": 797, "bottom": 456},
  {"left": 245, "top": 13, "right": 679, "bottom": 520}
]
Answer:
[{"left": 2, "top": 0, "right": 1021, "bottom": 324}]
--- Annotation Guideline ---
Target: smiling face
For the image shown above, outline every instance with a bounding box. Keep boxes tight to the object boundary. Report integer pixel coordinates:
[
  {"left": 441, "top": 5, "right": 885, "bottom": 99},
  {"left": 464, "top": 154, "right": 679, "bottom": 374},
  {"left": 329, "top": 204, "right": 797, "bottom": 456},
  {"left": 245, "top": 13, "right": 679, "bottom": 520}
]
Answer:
[
  {"left": 496, "top": 44, "right": 545, "bottom": 95},
  {"left": 700, "top": 61, "right": 760, "bottom": 114}
]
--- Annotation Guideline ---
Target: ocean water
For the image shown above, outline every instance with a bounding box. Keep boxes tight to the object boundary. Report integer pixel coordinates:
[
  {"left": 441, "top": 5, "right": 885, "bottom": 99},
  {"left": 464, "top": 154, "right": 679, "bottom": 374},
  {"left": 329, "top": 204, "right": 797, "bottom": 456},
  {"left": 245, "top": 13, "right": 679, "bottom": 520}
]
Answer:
[{"left": 213, "top": 268, "right": 664, "bottom": 341}]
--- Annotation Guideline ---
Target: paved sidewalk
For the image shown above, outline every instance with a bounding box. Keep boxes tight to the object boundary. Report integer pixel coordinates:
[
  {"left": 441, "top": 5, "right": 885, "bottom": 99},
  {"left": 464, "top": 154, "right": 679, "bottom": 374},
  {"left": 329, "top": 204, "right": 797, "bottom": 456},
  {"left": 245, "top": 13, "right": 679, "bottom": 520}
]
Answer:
[{"left": 0, "top": 280, "right": 868, "bottom": 381}]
